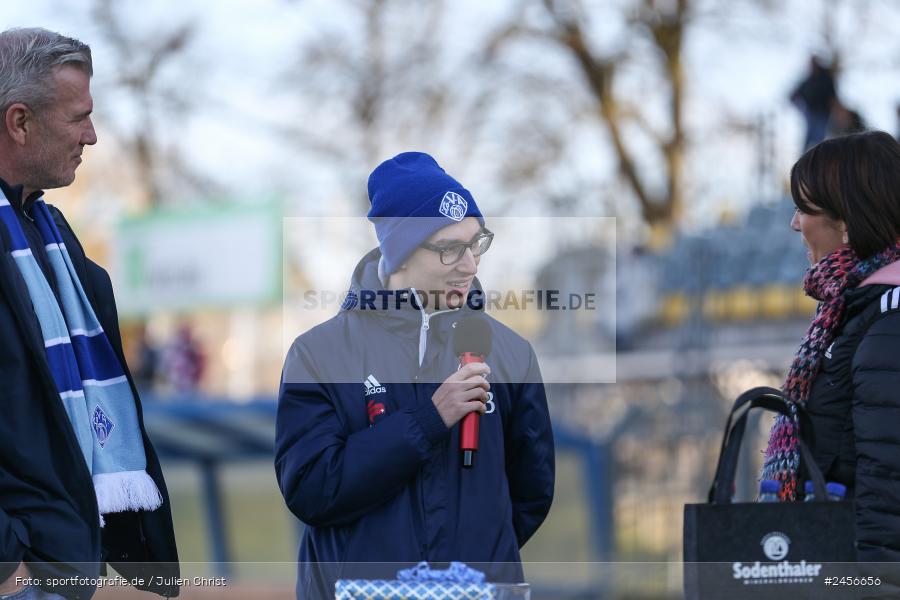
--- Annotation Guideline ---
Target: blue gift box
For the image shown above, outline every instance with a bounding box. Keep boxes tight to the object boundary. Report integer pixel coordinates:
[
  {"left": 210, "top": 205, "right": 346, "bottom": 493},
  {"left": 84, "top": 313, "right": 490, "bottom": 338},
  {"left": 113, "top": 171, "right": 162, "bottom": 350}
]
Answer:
[{"left": 335, "top": 579, "right": 496, "bottom": 600}]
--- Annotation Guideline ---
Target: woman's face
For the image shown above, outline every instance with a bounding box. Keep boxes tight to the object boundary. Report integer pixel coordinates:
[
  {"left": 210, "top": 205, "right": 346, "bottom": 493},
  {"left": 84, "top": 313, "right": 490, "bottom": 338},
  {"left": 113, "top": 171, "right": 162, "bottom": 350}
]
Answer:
[{"left": 790, "top": 206, "right": 847, "bottom": 264}]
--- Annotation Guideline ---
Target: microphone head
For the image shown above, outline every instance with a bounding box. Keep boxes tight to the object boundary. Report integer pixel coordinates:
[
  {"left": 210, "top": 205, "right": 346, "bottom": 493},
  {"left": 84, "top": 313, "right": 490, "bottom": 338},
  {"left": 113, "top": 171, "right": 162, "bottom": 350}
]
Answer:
[{"left": 453, "top": 316, "right": 493, "bottom": 357}]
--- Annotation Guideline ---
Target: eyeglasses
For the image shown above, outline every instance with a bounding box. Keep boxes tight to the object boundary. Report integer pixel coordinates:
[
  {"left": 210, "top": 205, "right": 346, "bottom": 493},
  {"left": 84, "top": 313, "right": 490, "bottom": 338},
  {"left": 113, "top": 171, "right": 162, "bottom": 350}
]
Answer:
[{"left": 420, "top": 229, "right": 494, "bottom": 265}]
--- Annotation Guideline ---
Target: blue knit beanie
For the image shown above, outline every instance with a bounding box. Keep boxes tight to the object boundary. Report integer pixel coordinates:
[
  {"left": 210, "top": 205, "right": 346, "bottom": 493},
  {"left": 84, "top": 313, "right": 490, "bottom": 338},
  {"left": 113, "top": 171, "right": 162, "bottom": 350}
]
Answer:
[{"left": 367, "top": 152, "right": 484, "bottom": 280}]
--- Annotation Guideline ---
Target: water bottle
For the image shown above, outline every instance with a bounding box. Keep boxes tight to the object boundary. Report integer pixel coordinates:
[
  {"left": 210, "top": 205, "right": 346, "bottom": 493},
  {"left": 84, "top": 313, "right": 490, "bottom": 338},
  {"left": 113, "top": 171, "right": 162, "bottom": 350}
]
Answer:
[
  {"left": 805, "top": 480, "right": 847, "bottom": 501},
  {"left": 826, "top": 482, "right": 847, "bottom": 501},
  {"left": 804, "top": 480, "right": 816, "bottom": 501},
  {"left": 758, "top": 479, "right": 780, "bottom": 502}
]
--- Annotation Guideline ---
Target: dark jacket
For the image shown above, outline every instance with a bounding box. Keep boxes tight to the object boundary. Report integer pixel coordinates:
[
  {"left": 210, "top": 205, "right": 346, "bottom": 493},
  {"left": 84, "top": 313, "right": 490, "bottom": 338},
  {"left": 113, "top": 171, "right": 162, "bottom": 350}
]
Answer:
[
  {"left": 790, "top": 68, "right": 837, "bottom": 114},
  {"left": 802, "top": 276, "right": 900, "bottom": 562},
  {"left": 275, "top": 249, "right": 554, "bottom": 599},
  {"left": 0, "top": 186, "right": 179, "bottom": 599}
]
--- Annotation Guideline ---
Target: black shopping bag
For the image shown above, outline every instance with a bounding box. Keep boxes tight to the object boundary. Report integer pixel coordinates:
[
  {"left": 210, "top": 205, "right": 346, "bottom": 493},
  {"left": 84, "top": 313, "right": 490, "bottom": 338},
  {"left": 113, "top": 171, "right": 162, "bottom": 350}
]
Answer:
[{"left": 683, "top": 387, "right": 856, "bottom": 600}]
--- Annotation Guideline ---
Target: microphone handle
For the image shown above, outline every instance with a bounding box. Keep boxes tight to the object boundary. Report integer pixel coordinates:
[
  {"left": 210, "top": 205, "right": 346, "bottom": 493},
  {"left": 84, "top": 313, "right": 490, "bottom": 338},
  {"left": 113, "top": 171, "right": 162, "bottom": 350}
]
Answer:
[{"left": 459, "top": 352, "right": 485, "bottom": 469}]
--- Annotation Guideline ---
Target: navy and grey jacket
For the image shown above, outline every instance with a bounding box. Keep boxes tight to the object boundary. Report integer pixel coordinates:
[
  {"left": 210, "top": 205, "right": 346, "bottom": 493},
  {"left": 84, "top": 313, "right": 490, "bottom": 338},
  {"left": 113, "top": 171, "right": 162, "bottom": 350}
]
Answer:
[{"left": 275, "top": 248, "right": 554, "bottom": 599}]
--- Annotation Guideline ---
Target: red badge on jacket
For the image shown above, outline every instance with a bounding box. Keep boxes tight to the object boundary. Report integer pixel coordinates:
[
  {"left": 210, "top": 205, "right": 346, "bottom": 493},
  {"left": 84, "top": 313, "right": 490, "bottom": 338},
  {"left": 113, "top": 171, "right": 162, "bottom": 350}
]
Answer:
[{"left": 367, "top": 399, "right": 386, "bottom": 425}]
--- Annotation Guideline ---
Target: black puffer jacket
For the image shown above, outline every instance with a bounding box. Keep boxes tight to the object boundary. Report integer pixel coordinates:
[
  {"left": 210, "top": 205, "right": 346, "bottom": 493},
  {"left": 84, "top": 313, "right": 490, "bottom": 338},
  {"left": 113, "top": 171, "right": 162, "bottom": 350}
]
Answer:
[{"left": 802, "top": 279, "right": 900, "bottom": 562}]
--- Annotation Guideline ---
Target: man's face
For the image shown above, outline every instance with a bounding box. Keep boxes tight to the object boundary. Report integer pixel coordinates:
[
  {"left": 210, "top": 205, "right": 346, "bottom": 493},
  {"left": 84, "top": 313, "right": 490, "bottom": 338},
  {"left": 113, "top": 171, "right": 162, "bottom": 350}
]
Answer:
[
  {"left": 401, "top": 217, "right": 484, "bottom": 309},
  {"left": 24, "top": 65, "right": 96, "bottom": 191}
]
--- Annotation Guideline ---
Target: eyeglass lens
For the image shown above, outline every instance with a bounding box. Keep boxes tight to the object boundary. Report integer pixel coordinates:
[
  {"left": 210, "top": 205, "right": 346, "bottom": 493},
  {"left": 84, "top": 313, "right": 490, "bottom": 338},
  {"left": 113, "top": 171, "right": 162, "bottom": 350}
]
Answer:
[{"left": 441, "top": 234, "right": 492, "bottom": 265}]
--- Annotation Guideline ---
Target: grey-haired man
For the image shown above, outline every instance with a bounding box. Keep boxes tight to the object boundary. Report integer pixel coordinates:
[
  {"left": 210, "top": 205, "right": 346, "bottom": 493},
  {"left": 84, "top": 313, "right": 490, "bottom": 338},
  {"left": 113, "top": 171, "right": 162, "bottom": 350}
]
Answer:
[{"left": 0, "top": 28, "right": 178, "bottom": 599}]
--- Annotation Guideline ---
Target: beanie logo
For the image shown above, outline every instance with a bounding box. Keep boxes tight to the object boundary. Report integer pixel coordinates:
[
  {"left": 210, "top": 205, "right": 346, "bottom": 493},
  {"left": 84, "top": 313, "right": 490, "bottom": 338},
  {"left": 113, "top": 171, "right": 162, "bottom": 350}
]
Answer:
[{"left": 439, "top": 191, "right": 467, "bottom": 222}]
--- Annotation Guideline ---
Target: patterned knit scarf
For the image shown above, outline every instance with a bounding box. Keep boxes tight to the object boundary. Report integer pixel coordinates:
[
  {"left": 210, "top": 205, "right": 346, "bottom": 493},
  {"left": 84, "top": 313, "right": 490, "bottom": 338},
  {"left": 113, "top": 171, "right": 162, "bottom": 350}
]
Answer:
[
  {"left": 761, "top": 241, "right": 900, "bottom": 501},
  {"left": 0, "top": 195, "right": 162, "bottom": 524}
]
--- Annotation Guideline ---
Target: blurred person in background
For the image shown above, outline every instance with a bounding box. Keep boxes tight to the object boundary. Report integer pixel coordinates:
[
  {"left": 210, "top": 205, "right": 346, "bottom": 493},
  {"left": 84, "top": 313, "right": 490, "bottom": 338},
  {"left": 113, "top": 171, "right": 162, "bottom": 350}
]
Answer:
[
  {"left": 276, "top": 152, "right": 554, "bottom": 599},
  {"left": 790, "top": 55, "right": 839, "bottom": 151},
  {"left": 761, "top": 131, "right": 900, "bottom": 567},
  {"left": 0, "top": 28, "right": 178, "bottom": 599},
  {"left": 160, "top": 323, "right": 205, "bottom": 394}
]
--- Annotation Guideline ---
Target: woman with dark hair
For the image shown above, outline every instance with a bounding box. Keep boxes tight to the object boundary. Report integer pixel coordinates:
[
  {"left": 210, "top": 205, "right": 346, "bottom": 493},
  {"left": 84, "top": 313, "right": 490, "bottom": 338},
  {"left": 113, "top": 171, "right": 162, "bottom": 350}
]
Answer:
[{"left": 761, "top": 130, "right": 900, "bottom": 561}]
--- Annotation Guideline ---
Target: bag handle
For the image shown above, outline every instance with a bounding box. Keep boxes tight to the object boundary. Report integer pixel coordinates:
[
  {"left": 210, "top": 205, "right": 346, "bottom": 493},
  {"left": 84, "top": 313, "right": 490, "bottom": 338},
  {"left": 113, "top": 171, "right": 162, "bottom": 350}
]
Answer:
[{"left": 708, "top": 386, "right": 828, "bottom": 504}]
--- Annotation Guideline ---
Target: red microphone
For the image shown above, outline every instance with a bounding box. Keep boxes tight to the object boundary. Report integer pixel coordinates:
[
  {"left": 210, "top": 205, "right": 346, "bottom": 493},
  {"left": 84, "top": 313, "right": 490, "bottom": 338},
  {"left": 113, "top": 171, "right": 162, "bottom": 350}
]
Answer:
[{"left": 452, "top": 316, "right": 493, "bottom": 469}]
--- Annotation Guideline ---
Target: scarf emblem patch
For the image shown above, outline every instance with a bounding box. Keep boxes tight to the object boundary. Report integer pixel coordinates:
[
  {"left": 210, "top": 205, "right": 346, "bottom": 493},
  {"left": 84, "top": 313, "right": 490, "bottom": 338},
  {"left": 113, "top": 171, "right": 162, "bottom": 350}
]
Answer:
[{"left": 92, "top": 405, "right": 115, "bottom": 448}]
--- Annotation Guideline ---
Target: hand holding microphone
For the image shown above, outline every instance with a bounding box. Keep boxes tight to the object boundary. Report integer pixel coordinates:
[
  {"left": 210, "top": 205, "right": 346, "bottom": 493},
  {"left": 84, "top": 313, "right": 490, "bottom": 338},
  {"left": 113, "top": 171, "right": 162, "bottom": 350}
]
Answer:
[
  {"left": 430, "top": 316, "right": 493, "bottom": 468},
  {"left": 431, "top": 362, "right": 491, "bottom": 429}
]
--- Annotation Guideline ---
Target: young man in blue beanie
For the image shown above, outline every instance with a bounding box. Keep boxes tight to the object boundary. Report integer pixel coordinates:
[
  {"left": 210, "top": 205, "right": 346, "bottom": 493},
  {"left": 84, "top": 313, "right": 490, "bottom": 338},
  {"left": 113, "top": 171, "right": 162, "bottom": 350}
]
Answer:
[{"left": 275, "top": 152, "right": 555, "bottom": 599}]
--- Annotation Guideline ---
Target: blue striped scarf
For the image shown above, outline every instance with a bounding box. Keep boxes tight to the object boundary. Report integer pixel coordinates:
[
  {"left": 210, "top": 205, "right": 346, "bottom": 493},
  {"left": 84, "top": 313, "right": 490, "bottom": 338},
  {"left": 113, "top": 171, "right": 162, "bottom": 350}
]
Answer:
[{"left": 0, "top": 194, "right": 161, "bottom": 524}]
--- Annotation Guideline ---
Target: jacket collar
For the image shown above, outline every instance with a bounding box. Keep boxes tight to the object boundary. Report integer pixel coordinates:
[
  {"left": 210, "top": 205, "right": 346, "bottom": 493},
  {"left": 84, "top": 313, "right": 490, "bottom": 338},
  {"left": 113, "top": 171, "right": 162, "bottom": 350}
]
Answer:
[
  {"left": 840, "top": 258, "right": 900, "bottom": 316},
  {"left": 860, "top": 259, "right": 900, "bottom": 287},
  {"left": 0, "top": 175, "right": 44, "bottom": 214}
]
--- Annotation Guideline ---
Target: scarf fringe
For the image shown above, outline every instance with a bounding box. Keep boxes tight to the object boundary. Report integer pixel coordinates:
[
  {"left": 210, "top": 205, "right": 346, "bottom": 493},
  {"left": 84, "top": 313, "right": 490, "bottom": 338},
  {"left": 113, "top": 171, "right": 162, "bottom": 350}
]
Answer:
[{"left": 94, "top": 471, "right": 163, "bottom": 514}]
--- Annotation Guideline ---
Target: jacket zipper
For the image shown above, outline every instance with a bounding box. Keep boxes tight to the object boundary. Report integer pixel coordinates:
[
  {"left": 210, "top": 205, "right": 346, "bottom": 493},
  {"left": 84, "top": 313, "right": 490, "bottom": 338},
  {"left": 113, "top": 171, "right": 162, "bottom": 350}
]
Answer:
[
  {"left": 411, "top": 288, "right": 457, "bottom": 367},
  {"left": 410, "top": 289, "right": 457, "bottom": 558}
]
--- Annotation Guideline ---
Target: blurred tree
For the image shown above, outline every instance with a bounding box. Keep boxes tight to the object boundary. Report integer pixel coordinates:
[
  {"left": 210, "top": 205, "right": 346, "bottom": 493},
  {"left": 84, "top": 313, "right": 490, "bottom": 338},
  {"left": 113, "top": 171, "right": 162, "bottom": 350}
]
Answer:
[
  {"left": 487, "top": 0, "right": 691, "bottom": 240},
  {"left": 279, "top": 0, "right": 899, "bottom": 234},
  {"left": 279, "top": 0, "right": 586, "bottom": 215},
  {"left": 89, "top": 0, "right": 218, "bottom": 209},
  {"left": 282, "top": 0, "right": 455, "bottom": 207}
]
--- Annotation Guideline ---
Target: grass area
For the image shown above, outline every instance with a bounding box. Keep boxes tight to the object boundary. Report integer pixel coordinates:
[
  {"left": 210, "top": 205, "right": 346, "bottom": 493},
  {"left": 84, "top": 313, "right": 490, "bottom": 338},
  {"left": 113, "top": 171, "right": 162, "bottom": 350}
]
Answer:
[
  {"left": 163, "top": 460, "right": 298, "bottom": 582},
  {"left": 161, "top": 452, "right": 679, "bottom": 597},
  {"left": 521, "top": 452, "right": 592, "bottom": 564}
]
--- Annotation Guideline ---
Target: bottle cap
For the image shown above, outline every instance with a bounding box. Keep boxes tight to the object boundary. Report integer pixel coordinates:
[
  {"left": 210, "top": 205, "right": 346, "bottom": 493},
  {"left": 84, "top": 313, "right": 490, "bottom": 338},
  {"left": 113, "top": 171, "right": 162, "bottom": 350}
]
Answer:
[
  {"left": 760, "top": 479, "right": 780, "bottom": 494},
  {"left": 826, "top": 482, "right": 847, "bottom": 498}
]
